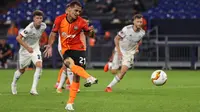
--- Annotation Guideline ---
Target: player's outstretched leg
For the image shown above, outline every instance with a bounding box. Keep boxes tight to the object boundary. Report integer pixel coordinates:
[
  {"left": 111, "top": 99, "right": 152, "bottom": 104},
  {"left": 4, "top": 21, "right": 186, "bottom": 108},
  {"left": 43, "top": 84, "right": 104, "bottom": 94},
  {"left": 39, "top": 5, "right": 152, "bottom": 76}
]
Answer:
[
  {"left": 64, "top": 57, "right": 98, "bottom": 87},
  {"left": 54, "top": 67, "right": 64, "bottom": 89},
  {"left": 30, "top": 61, "right": 42, "bottom": 95},
  {"left": 11, "top": 69, "right": 25, "bottom": 95},
  {"left": 105, "top": 65, "right": 128, "bottom": 92}
]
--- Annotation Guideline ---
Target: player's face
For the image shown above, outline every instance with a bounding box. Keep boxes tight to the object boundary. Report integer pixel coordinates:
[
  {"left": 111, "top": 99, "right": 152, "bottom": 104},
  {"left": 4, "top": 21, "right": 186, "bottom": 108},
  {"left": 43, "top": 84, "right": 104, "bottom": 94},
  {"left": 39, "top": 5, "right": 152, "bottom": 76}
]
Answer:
[
  {"left": 133, "top": 18, "right": 143, "bottom": 29},
  {"left": 69, "top": 5, "right": 82, "bottom": 19},
  {"left": 33, "top": 16, "right": 43, "bottom": 26}
]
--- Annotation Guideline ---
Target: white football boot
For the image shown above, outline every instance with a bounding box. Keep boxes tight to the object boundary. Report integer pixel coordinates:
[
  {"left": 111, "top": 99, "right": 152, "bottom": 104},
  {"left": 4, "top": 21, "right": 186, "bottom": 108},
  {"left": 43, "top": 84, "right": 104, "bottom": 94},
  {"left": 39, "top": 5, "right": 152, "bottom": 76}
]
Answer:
[
  {"left": 84, "top": 76, "right": 98, "bottom": 87},
  {"left": 30, "top": 89, "right": 39, "bottom": 95},
  {"left": 65, "top": 103, "right": 74, "bottom": 111}
]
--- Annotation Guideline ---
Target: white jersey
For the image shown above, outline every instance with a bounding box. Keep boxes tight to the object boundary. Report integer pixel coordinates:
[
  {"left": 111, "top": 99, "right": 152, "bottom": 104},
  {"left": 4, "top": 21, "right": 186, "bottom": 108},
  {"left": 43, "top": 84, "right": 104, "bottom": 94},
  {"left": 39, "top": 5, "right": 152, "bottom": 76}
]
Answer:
[
  {"left": 19, "top": 22, "right": 46, "bottom": 53},
  {"left": 117, "top": 25, "right": 145, "bottom": 54}
]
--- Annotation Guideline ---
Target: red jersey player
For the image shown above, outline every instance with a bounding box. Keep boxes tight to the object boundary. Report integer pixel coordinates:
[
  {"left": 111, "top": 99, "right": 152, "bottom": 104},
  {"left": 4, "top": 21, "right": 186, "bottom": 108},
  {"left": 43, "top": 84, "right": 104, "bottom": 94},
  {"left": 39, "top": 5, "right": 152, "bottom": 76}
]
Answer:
[{"left": 44, "top": 1, "right": 97, "bottom": 111}]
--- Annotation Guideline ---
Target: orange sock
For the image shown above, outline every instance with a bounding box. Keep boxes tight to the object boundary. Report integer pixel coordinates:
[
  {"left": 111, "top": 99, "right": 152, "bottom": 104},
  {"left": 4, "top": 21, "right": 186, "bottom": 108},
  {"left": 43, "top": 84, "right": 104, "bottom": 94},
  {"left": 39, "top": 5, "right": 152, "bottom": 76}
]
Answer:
[
  {"left": 67, "top": 82, "right": 80, "bottom": 104},
  {"left": 66, "top": 78, "right": 70, "bottom": 85},
  {"left": 71, "top": 65, "right": 90, "bottom": 79},
  {"left": 57, "top": 67, "right": 64, "bottom": 83}
]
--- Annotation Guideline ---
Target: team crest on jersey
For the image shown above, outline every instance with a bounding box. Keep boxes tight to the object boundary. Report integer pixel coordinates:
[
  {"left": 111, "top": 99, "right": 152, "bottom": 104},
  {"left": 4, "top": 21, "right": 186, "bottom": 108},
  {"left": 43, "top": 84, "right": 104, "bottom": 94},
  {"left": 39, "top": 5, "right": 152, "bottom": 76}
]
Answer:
[{"left": 74, "top": 25, "right": 78, "bottom": 30}]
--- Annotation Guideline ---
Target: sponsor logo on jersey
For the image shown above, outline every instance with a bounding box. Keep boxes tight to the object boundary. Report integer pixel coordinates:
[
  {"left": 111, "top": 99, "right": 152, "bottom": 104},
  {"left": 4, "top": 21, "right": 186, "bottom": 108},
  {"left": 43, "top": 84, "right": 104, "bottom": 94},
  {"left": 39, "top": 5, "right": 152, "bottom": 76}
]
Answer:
[{"left": 61, "top": 32, "right": 76, "bottom": 38}]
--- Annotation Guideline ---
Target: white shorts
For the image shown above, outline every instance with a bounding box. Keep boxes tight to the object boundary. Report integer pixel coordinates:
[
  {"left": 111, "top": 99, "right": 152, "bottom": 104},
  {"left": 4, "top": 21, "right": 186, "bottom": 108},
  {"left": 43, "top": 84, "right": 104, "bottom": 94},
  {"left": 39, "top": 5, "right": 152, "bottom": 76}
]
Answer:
[
  {"left": 111, "top": 51, "right": 134, "bottom": 69},
  {"left": 18, "top": 50, "right": 42, "bottom": 69}
]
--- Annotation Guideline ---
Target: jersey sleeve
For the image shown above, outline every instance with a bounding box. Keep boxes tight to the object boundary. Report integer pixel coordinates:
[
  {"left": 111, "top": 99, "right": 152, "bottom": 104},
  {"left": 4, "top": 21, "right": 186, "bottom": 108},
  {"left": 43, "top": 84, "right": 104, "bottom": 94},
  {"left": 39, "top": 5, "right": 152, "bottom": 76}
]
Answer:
[
  {"left": 52, "top": 17, "right": 61, "bottom": 33},
  {"left": 117, "top": 27, "right": 126, "bottom": 38},
  {"left": 82, "top": 20, "right": 90, "bottom": 32},
  {"left": 20, "top": 24, "right": 32, "bottom": 38}
]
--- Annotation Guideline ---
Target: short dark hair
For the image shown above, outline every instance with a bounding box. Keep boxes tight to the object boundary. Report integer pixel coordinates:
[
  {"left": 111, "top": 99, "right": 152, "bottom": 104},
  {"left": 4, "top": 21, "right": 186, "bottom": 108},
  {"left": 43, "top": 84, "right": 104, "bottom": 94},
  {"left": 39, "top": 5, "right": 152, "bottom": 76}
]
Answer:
[
  {"left": 69, "top": 1, "right": 82, "bottom": 8},
  {"left": 33, "top": 10, "right": 44, "bottom": 17},
  {"left": 133, "top": 14, "right": 143, "bottom": 20}
]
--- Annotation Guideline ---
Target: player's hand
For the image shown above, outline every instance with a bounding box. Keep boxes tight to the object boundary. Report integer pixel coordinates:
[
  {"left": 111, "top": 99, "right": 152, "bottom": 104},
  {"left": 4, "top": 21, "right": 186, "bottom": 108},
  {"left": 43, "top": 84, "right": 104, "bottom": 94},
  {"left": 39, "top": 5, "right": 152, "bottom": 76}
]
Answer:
[
  {"left": 88, "top": 25, "right": 94, "bottom": 31},
  {"left": 43, "top": 45, "right": 52, "bottom": 58},
  {"left": 135, "top": 49, "right": 139, "bottom": 54},
  {"left": 27, "top": 47, "right": 33, "bottom": 53},
  {"left": 135, "top": 44, "right": 139, "bottom": 54},
  {"left": 88, "top": 26, "right": 95, "bottom": 38}
]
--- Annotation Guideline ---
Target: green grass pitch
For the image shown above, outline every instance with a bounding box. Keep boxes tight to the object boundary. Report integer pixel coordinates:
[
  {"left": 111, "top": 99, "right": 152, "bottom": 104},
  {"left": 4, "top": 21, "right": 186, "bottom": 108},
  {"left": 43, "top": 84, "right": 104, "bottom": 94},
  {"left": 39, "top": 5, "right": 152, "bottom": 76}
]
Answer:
[{"left": 0, "top": 69, "right": 200, "bottom": 112}]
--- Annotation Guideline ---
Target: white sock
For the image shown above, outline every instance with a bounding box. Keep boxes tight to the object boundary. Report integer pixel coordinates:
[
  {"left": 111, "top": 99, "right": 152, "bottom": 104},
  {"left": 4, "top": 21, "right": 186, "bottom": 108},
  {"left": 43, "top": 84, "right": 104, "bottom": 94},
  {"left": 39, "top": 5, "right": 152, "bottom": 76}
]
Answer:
[
  {"left": 57, "top": 70, "right": 67, "bottom": 89},
  {"left": 12, "top": 70, "right": 22, "bottom": 85},
  {"left": 107, "top": 75, "right": 120, "bottom": 88},
  {"left": 31, "top": 67, "right": 42, "bottom": 91},
  {"left": 67, "top": 69, "right": 74, "bottom": 85}
]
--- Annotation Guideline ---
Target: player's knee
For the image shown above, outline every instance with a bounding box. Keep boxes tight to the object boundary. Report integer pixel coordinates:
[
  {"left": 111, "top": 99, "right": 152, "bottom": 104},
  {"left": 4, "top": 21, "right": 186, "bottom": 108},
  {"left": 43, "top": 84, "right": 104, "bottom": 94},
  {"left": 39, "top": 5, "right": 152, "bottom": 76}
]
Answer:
[
  {"left": 19, "top": 69, "right": 25, "bottom": 74},
  {"left": 111, "top": 69, "right": 118, "bottom": 74},
  {"left": 63, "top": 57, "right": 75, "bottom": 68},
  {"left": 35, "top": 61, "right": 42, "bottom": 68}
]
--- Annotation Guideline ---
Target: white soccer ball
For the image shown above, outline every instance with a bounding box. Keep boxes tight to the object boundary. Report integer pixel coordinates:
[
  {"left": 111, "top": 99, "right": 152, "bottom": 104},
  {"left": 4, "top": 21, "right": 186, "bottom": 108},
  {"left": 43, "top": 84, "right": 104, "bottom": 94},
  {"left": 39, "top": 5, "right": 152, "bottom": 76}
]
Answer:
[{"left": 151, "top": 70, "right": 167, "bottom": 86}]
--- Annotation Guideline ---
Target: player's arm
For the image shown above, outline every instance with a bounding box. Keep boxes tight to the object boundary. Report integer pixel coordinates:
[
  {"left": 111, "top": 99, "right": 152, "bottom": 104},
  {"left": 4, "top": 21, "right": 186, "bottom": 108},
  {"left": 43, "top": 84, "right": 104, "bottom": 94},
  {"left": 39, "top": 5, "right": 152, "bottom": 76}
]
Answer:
[
  {"left": 48, "top": 32, "right": 57, "bottom": 46},
  {"left": 2, "top": 50, "right": 12, "bottom": 57},
  {"left": 135, "top": 40, "right": 142, "bottom": 53},
  {"left": 114, "top": 35, "right": 122, "bottom": 54},
  {"left": 136, "top": 31, "right": 145, "bottom": 53},
  {"left": 115, "top": 27, "right": 126, "bottom": 56},
  {"left": 82, "top": 20, "right": 95, "bottom": 38},
  {"left": 2, "top": 45, "right": 12, "bottom": 57},
  {"left": 43, "top": 31, "right": 56, "bottom": 58},
  {"left": 0, "top": 44, "right": 12, "bottom": 58},
  {"left": 83, "top": 26, "right": 95, "bottom": 38},
  {"left": 44, "top": 17, "right": 60, "bottom": 58},
  {"left": 16, "top": 29, "right": 33, "bottom": 53}
]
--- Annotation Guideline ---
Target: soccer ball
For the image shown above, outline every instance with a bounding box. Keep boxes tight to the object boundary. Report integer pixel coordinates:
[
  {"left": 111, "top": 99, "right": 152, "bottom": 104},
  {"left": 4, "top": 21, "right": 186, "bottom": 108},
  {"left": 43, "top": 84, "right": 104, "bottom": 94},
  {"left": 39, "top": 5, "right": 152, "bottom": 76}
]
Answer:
[{"left": 151, "top": 70, "right": 167, "bottom": 86}]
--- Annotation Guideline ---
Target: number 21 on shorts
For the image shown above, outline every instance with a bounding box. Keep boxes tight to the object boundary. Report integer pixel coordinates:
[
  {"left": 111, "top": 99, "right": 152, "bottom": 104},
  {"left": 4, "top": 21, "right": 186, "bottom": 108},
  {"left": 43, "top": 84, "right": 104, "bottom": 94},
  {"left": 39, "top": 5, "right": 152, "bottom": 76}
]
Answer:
[{"left": 79, "top": 57, "right": 86, "bottom": 65}]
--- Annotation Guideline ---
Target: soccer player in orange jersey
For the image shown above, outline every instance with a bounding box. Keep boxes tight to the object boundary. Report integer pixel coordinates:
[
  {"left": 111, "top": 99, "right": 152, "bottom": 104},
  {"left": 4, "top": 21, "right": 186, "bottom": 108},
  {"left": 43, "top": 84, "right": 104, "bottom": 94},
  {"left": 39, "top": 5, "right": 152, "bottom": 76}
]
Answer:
[
  {"left": 44, "top": 1, "right": 97, "bottom": 111},
  {"left": 55, "top": 16, "right": 90, "bottom": 93}
]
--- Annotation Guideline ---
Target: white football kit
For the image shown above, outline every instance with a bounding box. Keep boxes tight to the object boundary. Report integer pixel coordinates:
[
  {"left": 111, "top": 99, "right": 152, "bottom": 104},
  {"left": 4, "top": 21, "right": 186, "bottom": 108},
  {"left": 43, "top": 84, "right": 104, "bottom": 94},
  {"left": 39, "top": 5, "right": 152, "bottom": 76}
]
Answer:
[
  {"left": 18, "top": 22, "right": 46, "bottom": 69},
  {"left": 112, "top": 25, "right": 145, "bottom": 69}
]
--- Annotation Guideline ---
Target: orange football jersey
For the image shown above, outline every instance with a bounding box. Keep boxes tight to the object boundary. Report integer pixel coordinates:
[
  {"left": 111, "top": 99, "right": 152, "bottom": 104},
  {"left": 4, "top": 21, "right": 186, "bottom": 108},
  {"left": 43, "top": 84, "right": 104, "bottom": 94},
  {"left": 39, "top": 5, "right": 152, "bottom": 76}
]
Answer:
[{"left": 52, "top": 14, "right": 89, "bottom": 54}]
